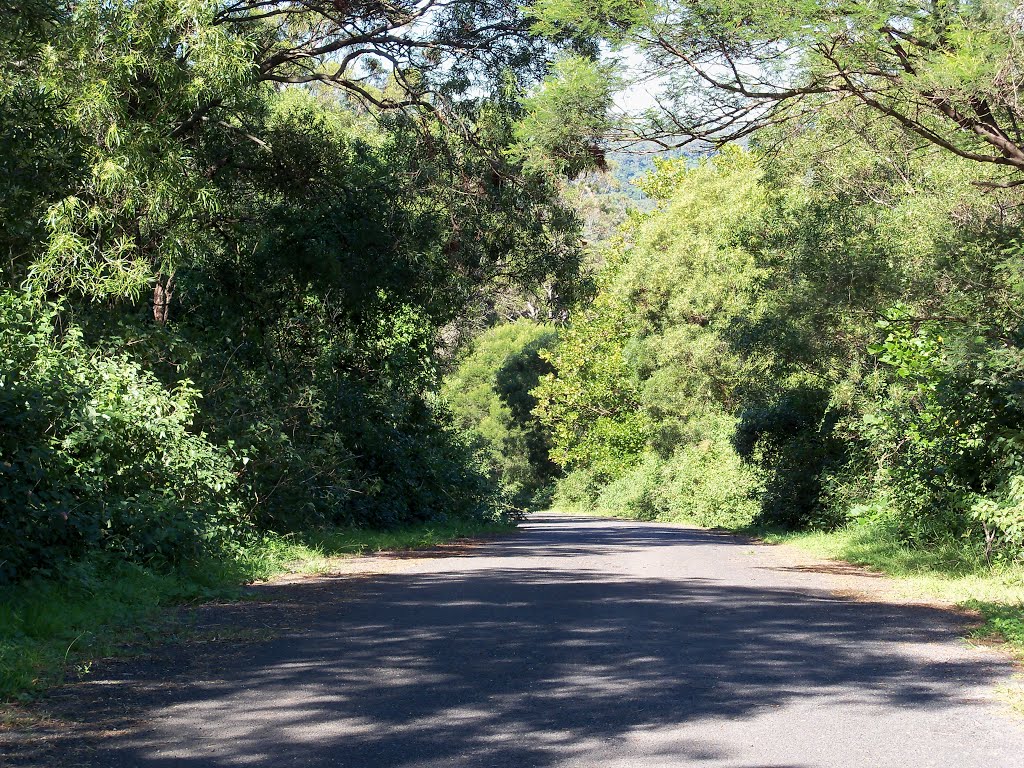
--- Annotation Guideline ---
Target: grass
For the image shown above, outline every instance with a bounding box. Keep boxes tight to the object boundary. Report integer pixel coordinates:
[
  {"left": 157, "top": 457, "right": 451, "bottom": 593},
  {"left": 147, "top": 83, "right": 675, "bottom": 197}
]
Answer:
[
  {"left": 557, "top": 506, "right": 1024, "bottom": 695},
  {"left": 756, "top": 523, "right": 1024, "bottom": 615},
  {"left": 756, "top": 521, "right": 1024, "bottom": 709},
  {"left": 0, "top": 518, "right": 512, "bottom": 702}
]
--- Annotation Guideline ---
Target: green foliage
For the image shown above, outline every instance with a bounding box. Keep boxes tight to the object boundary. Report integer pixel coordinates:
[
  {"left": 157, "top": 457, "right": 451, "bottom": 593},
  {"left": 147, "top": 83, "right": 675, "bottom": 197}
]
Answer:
[
  {"left": 534, "top": 277, "right": 652, "bottom": 481},
  {"left": 734, "top": 387, "right": 846, "bottom": 529},
  {"left": 0, "top": 0, "right": 584, "bottom": 592},
  {"left": 512, "top": 56, "right": 619, "bottom": 178},
  {"left": 971, "top": 602, "right": 1024, "bottom": 651},
  {"left": 24, "top": 0, "right": 255, "bottom": 298},
  {"left": 553, "top": 416, "right": 760, "bottom": 529},
  {"left": 593, "top": 455, "right": 664, "bottom": 520},
  {"left": 655, "top": 422, "right": 760, "bottom": 529},
  {"left": 537, "top": 151, "right": 766, "bottom": 528},
  {"left": 529, "top": 0, "right": 648, "bottom": 42},
  {"left": 443, "top": 320, "right": 559, "bottom": 510},
  {"left": 532, "top": 0, "right": 1024, "bottom": 181},
  {"left": 862, "top": 301, "right": 1024, "bottom": 552},
  {"left": 0, "top": 293, "right": 244, "bottom": 583},
  {"left": 552, "top": 468, "right": 604, "bottom": 509},
  {"left": 533, "top": 149, "right": 767, "bottom": 481},
  {"left": 8, "top": 0, "right": 1024, "bottom": 709},
  {"left": 541, "top": 115, "right": 1024, "bottom": 557}
]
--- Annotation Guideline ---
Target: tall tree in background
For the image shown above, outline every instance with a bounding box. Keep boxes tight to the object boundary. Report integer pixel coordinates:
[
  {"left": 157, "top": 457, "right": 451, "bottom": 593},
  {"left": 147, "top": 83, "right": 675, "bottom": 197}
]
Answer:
[
  {"left": 0, "top": 0, "right": 588, "bottom": 582},
  {"left": 5, "top": 0, "right": 582, "bottom": 313},
  {"left": 532, "top": 0, "right": 1024, "bottom": 182}
]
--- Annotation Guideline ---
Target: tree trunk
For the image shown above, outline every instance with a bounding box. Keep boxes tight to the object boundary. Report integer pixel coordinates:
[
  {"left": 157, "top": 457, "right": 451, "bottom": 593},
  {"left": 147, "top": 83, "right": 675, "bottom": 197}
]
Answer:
[{"left": 153, "top": 272, "right": 175, "bottom": 325}]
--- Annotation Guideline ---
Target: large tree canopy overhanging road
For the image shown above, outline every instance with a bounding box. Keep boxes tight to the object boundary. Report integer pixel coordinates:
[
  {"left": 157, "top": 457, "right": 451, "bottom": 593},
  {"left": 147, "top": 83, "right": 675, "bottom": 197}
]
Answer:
[{"left": 12, "top": 514, "right": 1024, "bottom": 767}]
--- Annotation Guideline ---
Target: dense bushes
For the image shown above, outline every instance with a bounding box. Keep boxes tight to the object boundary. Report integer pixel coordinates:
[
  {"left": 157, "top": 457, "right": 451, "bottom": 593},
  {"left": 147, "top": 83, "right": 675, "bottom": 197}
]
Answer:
[
  {"left": 733, "top": 387, "right": 846, "bottom": 529},
  {"left": 536, "top": 151, "right": 766, "bottom": 529},
  {"left": 442, "top": 320, "right": 560, "bottom": 510},
  {"left": 0, "top": 294, "right": 243, "bottom": 583},
  {"left": 0, "top": 2, "right": 583, "bottom": 586},
  {"left": 534, "top": 134, "right": 1024, "bottom": 559},
  {"left": 862, "top": 308, "right": 1024, "bottom": 552},
  {"left": 6, "top": 0, "right": 1023, "bottom": 595},
  {"left": 552, "top": 414, "right": 761, "bottom": 529}
]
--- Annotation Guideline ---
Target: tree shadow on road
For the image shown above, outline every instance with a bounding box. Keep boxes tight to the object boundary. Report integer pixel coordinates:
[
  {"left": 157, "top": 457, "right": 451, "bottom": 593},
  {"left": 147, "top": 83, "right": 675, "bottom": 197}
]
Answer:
[{"left": 7, "top": 516, "right": 1014, "bottom": 768}]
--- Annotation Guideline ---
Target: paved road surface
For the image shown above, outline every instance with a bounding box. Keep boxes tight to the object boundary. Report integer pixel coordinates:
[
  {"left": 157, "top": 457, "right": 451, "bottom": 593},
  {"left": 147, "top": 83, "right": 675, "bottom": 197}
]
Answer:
[{"left": 15, "top": 514, "right": 1024, "bottom": 767}]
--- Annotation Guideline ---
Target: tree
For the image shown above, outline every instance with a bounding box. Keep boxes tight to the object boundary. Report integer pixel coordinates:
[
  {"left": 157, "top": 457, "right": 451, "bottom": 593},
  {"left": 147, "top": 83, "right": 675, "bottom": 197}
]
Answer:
[
  {"left": 442, "top": 320, "right": 559, "bottom": 509},
  {"left": 7, "top": 1, "right": 580, "bottom": 315},
  {"left": 511, "top": 55, "right": 620, "bottom": 177},
  {"left": 0, "top": 0, "right": 588, "bottom": 581},
  {"left": 532, "top": 0, "right": 1024, "bottom": 182}
]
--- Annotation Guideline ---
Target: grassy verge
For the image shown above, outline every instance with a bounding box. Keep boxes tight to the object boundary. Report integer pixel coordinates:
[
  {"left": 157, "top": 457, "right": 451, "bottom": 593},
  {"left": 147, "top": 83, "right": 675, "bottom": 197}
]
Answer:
[
  {"left": 0, "top": 518, "right": 512, "bottom": 702},
  {"left": 757, "top": 523, "right": 1024, "bottom": 661},
  {"left": 556, "top": 507, "right": 1024, "bottom": 675}
]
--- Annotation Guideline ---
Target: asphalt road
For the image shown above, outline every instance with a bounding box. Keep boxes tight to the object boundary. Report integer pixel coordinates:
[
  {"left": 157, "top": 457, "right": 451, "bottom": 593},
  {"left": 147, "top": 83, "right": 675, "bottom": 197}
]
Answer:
[{"left": 22, "top": 514, "right": 1024, "bottom": 767}]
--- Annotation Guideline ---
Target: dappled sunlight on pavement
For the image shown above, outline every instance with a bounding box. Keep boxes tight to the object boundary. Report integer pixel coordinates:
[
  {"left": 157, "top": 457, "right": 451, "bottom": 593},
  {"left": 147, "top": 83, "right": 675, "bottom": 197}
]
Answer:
[{"left": 9, "top": 514, "right": 1024, "bottom": 768}]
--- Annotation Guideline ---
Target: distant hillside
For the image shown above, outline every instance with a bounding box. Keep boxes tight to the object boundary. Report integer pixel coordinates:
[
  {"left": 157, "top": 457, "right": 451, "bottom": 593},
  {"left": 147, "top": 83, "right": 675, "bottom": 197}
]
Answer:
[{"left": 607, "top": 144, "right": 703, "bottom": 199}]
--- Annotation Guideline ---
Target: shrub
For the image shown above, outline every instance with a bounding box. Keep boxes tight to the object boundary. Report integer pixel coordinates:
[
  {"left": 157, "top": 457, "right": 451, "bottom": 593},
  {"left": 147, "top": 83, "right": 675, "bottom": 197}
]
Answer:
[
  {"left": 594, "top": 455, "right": 663, "bottom": 520},
  {"left": 551, "top": 467, "right": 603, "bottom": 510},
  {"left": 733, "top": 387, "right": 847, "bottom": 529},
  {"left": 861, "top": 311, "right": 1024, "bottom": 553},
  {"left": 442, "top": 320, "right": 559, "bottom": 510},
  {"left": 0, "top": 293, "right": 244, "bottom": 584},
  {"left": 656, "top": 424, "right": 761, "bottom": 529}
]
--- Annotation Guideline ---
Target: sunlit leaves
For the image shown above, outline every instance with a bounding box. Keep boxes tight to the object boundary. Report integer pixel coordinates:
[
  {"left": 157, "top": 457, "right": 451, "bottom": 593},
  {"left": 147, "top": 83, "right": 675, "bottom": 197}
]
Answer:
[
  {"left": 511, "top": 55, "right": 620, "bottom": 178},
  {"left": 531, "top": 0, "right": 1024, "bottom": 177},
  {"left": 18, "top": 0, "right": 254, "bottom": 299}
]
